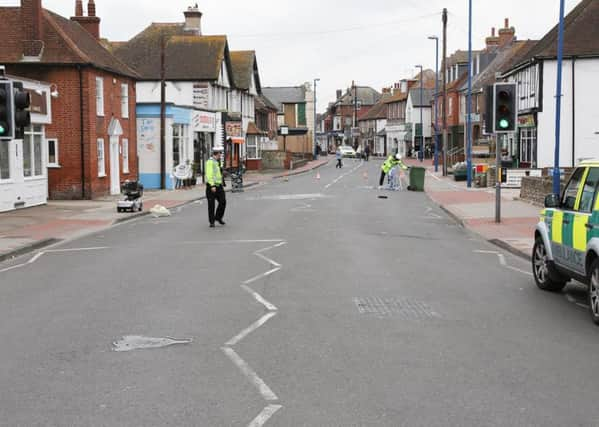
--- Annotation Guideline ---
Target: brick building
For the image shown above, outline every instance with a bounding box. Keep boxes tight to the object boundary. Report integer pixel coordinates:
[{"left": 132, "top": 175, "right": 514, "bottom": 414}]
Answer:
[{"left": 0, "top": 0, "right": 139, "bottom": 199}]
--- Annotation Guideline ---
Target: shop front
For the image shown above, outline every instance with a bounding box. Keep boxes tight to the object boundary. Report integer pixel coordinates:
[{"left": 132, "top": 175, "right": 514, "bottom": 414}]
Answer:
[
  {"left": 0, "top": 77, "right": 52, "bottom": 212},
  {"left": 517, "top": 114, "right": 537, "bottom": 169},
  {"left": 192, "top": 110, "right": 216, "bottom": 183}
]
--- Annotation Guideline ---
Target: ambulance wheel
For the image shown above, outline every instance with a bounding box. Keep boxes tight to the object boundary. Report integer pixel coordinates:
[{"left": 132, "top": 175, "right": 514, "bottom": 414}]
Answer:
[
  {"left": 532, "top": 238, "right": 567, "bottom": 292},
  {"left": 587, "top": 259, "right": 599, "bottom": 325}
]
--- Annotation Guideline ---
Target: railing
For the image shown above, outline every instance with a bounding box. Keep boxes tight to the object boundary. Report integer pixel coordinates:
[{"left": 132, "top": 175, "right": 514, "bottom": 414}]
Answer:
[{"left": 447, "top": 146, "right": 464, "bottom": 169}]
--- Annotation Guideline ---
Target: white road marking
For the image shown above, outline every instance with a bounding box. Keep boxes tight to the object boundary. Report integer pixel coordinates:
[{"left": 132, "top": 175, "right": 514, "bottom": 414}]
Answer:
[
  {"left": 226, "top": 312, "right": 278, "bottom": 347},
  {"left": 248, "top": 405, "right": 283, "bottom": 427},
  {"left": 473, "top": 250, "right": 532, "bottom": 277},
  {"left": 221, "top": 347, "right": 279, "bottom": 401},
  {"left": 243, "top": 267, "right": 281, "bottom": 285},
  {"left": 577, "top": 303, "right": 590, "bottom": 309},
  {"left": 1, "top": 246, "right": 113, "bottom": 274},
  {"left": 565, "top": 293, "right": 577, "bottom": 303},
  {"left": 241, "top": 285, "right": 278, "bottom": 311},
  {"left": 324, "top": 161, "right": 363, "bottom": 190}
]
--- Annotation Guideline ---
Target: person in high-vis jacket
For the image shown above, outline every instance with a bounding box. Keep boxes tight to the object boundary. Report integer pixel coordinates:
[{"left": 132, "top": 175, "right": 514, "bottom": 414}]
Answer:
[
  {"left": 379, "top": 153, "right": 408, "bottom": 187},
  {"left": 205, "top": 147, "right": 226, "bottom": 228}
]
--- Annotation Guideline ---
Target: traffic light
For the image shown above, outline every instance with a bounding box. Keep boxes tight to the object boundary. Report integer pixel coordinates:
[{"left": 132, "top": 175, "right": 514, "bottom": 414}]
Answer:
[
  {"left": 494, "top": 83, "right": 517, "bottom": 133},
  {"left": 13, "top": 82, "right": 31, "bottom": 133},
  {"left": 0, "top": 80, "right": 14, "bottom": 140}
]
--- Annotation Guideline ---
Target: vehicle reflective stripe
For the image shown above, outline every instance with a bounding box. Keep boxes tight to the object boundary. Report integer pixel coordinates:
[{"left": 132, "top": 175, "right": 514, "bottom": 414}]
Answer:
[
  {"left": 574, "top": 168, "right": 590, "bottom": 211},
  {"left": 573, "top": 214, "right": 590, "bottom": 252},
  {"left": 566, "top": 213, "right": 574, "bottom": 246},
  {"left": 552, "top": 210, "right": 563, "bottom": 244}
]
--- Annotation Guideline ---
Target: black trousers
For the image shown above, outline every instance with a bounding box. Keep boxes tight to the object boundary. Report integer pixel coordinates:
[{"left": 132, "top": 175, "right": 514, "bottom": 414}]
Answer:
[
  {"left": 379, "top": 171, "right": 386, "bottom": 186},
  {"left": 206, "top": 185, "right": 226, "bottom": 224},
  {"left": 336, "top": 159, "right": 343, "bottom": 168}
]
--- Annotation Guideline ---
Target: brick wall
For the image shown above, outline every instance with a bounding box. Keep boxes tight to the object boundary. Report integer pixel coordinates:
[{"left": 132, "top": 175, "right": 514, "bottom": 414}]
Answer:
[
  {"left": 6, "top": 65, "right": 137, "bottom": 200},
  {"left": 520, "top": 176, "right": 567, "bottom": 206}
]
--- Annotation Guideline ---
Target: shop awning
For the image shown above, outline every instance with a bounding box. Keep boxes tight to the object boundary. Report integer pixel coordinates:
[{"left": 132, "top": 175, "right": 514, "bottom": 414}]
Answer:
[{"left": 231, "top": 137, "right": 245, "bottom": 144}]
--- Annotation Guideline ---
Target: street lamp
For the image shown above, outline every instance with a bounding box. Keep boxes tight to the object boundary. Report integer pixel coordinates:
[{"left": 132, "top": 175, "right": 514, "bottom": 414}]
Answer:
[
  {"left": 313, "top": 78, "right": 320, "bottom": 159},
  {"left": 428, "top": 36, "right": 439, "bottom": 172},
  {"left": 415, "top": 65, "right": 424, "bottom": 162},
  {"left": 466, "top": 0, "right": 473, "bottom": 188},
  {"left": 553, "top": 0, "right": 566, "bottom": 196}
]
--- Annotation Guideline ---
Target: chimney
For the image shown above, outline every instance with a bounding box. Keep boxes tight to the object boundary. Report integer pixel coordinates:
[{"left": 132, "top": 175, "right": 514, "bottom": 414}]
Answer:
[
  {"left": 75, "top": 0, "right": 83, "bottom": 16},
  {"left": 336, "top": 89, "right": 342, "bottom": 100},
  {"left": 21, "top": 0, "right": 44, "bottom": 58},
  {"left": 184, "top": 4, "right": 203, "bottom": 35},
  {"left": 70, "top": 0, "right": 100, "bottom": 39},
  {"left": 498, "top": 18, "right": 515, "bottom": 47},
  {"left": 485, "top": 27, "right": 500, "bottom": 50}
]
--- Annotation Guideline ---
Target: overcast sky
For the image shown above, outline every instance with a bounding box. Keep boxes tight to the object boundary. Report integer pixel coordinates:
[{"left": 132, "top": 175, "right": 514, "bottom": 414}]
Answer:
[{"left": 1, "top": 0, "right": 582, "bottom": 111}]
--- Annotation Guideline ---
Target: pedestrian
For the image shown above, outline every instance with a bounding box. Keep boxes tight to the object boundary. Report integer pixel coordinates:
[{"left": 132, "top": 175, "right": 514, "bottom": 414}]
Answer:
[
  {"left": 379, "top": 153, "right": 407, "bottom": 188},
  {"left": 335, "top": 147, "right": 343, "bottom": 168},
  {"left": 364, "top": 144, "right": 371, "bottom": 161},
  {"left": 315, "top": 144, "right": 322, "bottom": 160},
  {"left": 205, "top": 147, "right": 226, "bottom": 228}
]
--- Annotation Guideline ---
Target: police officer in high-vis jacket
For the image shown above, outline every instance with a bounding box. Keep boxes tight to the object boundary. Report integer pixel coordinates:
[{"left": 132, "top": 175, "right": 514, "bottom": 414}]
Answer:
[
  {"left": 379, "top": 153, "right": 408, "bottom": 187},
  {"left": 205, "top": 147, "right": 226, "bottom": 228}
]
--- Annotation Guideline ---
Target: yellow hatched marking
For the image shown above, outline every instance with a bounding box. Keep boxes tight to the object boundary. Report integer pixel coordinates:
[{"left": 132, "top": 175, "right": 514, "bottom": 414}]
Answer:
[
  {"left": 552, "top": 211, "right": 563, "bottom": 244},
  {"left": 573, "top": 214, "right": 590, "bottom": 252},
  {"left": 574, "top": 168, "right": 590, "bottom": 211}
]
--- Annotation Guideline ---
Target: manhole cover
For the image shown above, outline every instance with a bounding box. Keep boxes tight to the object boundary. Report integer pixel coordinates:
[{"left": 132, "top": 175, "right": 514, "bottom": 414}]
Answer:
[{"left": 353, "top": 297, "right": 440, "bottom": 320}]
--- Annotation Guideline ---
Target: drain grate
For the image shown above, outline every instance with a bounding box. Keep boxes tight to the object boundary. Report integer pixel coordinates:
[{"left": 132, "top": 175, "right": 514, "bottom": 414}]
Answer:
[{"left": 353, "top": 297, "right": 440, "bottom": 320}]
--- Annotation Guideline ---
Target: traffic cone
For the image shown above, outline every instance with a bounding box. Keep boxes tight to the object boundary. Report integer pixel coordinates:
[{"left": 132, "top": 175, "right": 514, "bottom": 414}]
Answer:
[{"left": 316, "top": 171, "right": 321, "bottom": 180}]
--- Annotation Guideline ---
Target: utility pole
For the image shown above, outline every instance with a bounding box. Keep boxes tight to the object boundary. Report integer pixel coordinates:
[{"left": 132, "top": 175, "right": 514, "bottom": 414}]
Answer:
[
  {"left": 353, "top": 80, "right": 358, "bottom": 148},
  {"left": 313, "top": 78, "right": 320, "bottom": 159},
  {"left": 160, "top": 34, "right": 166, "bottom": 190},
  {"left": 429, "top": 36, "right": 440, "bottom": 172},
  {"left": 466, "top": 0, "right": 473, "bottom": 187},
  {"left": 553, "top": 0, "right": 566, "bottom": 196},
  {"left": 416, "top": 65, "right": 424, "bottom": 162},
  {"left": 442, "top": 8, "right": 448, "bottom": 176}
]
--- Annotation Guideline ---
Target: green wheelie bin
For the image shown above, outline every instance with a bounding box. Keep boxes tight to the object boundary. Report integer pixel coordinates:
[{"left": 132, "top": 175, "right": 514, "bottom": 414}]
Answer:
[{"left": 408, "top": 167, "right": 426, "bottom": 192}]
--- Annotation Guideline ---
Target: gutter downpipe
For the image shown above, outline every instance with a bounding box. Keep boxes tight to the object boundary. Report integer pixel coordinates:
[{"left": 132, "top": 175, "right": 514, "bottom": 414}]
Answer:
[{"left": 78, "top": 65, "right": 86, "bottom": 199}]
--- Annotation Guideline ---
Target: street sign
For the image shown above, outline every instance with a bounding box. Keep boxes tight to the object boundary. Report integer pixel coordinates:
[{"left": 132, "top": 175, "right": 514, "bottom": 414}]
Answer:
[{"left": 351, "top": 127, "right": 360, "bottom": 137}]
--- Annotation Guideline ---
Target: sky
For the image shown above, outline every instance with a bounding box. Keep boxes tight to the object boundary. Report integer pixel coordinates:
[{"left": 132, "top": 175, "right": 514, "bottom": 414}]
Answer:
[{"left": 0, "top": 0, "right": 582, "bottom": 111}]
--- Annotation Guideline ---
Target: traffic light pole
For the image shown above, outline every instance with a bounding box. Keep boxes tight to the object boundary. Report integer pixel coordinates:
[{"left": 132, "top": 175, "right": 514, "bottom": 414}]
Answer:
[{"left": 495, "top": 133, "right": 502, "bottom": 223}]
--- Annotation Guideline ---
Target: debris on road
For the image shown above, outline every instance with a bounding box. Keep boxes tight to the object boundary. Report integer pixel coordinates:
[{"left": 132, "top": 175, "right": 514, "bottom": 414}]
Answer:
[
  {"left": 113, "top": 335, "right": 192, "bottom": 352},
  {"left": 150, "top": 205, "right": 171, "bottom": 217}
]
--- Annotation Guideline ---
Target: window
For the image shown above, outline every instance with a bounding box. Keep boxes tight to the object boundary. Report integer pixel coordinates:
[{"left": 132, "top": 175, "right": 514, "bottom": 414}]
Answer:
[
  {"left": 122, "top": 138, "right": 129, "bottom": 173},
  {"left": 47, "top": 138, "right": 59, "bottom": 167},
  {"left": 121, "top": 84, "right": 129, "bottom": 119},
  {"left": 0, "top": 141, "right": 9, "bottom": 180},
  {"left": 579, "top": 168, "right": 599, "bottom": 213},
  {"left": 297, "top": 103, "right": 306, "bottom": 126},
  {"left": 246, "top": 135, "right": 260, "bottom": 159},
  {"left": 96, "top": 77, "right": 104, "bottom": 116},
  {"left": 562, "top": 168, "right": 585, "bottom": 210},
  {"left": 23, "top": 125, "right": 44, "bottom": 178},
  {"left": 520, "top": 128, "right": 537, "bottom": 167},
  {"left": 97, "top": 138, "right": 105, "bottom": 177},
  {"left": 172, "top": 124, "right": 182, "bottom": 167},
  {"left": 448, "top": 98, "right": 453, "bottom": 116}
]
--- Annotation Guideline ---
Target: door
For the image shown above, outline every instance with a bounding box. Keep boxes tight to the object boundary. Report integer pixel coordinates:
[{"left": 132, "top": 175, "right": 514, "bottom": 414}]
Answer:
[
  {"left": 552, "top": 167, "right": 586, "bottom": 270},
  {"left": 564, "top": 167, "right": 599, "bottom": 274},
  {"left": 109, "top": 136, "right": 120, "bottom": 195}
]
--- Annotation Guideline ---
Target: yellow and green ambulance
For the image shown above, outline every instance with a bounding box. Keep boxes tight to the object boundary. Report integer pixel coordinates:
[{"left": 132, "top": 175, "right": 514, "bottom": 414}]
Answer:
[{"left": 534, "top": 160, "right": 599, "bottom": 324}]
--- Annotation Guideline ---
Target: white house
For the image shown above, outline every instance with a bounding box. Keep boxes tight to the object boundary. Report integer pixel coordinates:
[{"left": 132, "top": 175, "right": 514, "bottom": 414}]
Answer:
[
  {"left": 406, "top": 88, "right": 434, "bottom": 157},
  {"left": 113, "top": 6, "right": 235, "bottom": 189},
  {"left": 501, "top": 0, "right": 599, "bottom": 169},
  {"left": 0, "top": 75, "right": 52, "bottom": 212}
]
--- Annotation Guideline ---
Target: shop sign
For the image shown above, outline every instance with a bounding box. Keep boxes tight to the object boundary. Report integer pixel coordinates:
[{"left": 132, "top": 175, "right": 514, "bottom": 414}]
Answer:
[
  {"left": 518, "top": 114, "right": 536, "bottom": 128},
  {"left": 192, "top": 111, "right": 216, "bottom": 132},
  {"left": 193, "top": 83, "right": 209, "bottom": 109},
  {"left": 226, "top": 121, "right": 242, "bottom": 138}
]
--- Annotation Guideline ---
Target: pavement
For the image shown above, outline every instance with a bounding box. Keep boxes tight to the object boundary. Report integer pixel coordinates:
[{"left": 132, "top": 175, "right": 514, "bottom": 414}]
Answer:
[
  {"left": 2, "top": 158, "right": 599, "bottom": 426},
  {"left": 0, "top": 158, "right": 329, "bottom": 262},
  {"left": 404, "top": 158, "right": 540, "bottom": 259}
]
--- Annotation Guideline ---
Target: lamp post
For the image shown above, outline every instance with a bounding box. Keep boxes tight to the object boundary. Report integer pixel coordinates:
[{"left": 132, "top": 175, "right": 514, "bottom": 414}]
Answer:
[
  {"left": 313, "top": 78, "right": 320, "bottom": 160},
  {"left": 553, "top": 0, "right": 566, "bottom": 196},
  {"left": 466, "top": 0, "right": 473, "bottom": 188},
  {"left": 428, "top": 36, "right": 440, "bottom": 172},
  {"left": 415, "top": 65, "right": 424, "bottom": 162}
]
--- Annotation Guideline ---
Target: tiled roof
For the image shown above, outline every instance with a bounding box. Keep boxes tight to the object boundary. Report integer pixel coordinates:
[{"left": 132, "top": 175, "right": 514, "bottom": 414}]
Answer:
[
  {"left": 113, "top": 23, "right": 229, "bottom": 81},
  {"left": 256, "top": 94, "right": 277, "bottom": 111},
  {"left": 409, "top": 88, "right": 434, "bottom": 107},
  {"left": 230, "top": 51, "right": 256, "bottom": 91},
  {"left": 338, "top": 86, "right": 381, "bottom": 106},
  {"left": 262, "top": 86, "right": 306, "bottom": 112},
  {"left": 360, "top": 93, "right": 392, "bottom": 121},
  {"left": 0, "top": 7, "right": 137, "bottom": 78},
  {"left": 384, "top": 91, "right": 408, "bottom": 104}
]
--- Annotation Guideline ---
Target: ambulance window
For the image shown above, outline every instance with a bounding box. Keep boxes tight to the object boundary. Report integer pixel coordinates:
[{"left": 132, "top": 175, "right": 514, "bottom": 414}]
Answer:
[
  {"left": 562, "top": 168, "right": 585, "bottom": 210},
  {"left": 579, "top": 167, "right": 599, "bottom": 213}
]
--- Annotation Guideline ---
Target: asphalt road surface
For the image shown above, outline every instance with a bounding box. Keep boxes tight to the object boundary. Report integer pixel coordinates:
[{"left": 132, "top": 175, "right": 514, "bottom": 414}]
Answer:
[{"left": 2, "top": 158, "right": 599, "bottom": 427}]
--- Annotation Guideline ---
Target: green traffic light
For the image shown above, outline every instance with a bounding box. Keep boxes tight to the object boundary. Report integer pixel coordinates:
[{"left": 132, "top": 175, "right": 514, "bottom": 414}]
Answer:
[
  {"left": 499, "top": 119, "right": 510, "bottom": 129},
  {"left": 0, "top": 124, "right": 5, "bottom": 135}
]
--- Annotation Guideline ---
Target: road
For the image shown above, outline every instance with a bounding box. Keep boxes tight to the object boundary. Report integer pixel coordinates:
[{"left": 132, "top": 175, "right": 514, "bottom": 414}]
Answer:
[{"left": 1, "top": 158, "right": 599, "bottom": 427}]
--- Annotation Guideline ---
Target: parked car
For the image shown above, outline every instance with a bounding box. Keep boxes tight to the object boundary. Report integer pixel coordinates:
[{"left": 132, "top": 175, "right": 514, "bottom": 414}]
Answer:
[
  {"left": 533, "top": 160, "right": 599, "bottom": 324},
  {"left": 338, "top": 145, "right": 356, "bottom": 158}
]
